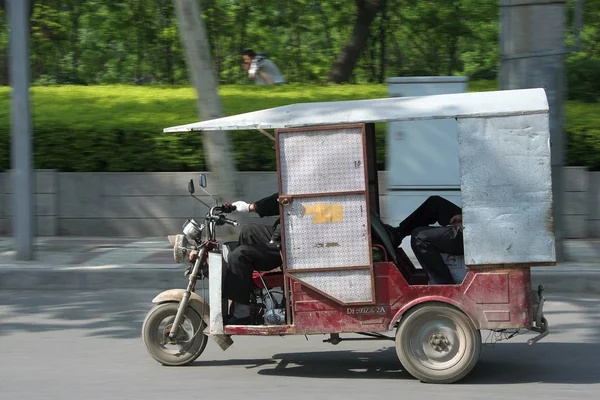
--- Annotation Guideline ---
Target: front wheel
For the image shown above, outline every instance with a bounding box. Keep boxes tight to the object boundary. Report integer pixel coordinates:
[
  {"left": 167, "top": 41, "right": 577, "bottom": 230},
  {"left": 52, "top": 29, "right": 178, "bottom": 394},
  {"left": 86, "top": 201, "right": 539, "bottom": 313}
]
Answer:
[
  {"left": 142, "top": 302, "right": 208, "bottom": 366},
  {"left": 395, "top": 302, "right": 481, "bottom": 384}
]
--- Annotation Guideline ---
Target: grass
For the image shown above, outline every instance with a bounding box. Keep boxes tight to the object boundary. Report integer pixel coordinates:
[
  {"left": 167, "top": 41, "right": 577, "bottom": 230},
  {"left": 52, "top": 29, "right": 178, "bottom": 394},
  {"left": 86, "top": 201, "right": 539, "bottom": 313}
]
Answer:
[{"left": 0, "top": 84, "right": 389, "bottom": 133}]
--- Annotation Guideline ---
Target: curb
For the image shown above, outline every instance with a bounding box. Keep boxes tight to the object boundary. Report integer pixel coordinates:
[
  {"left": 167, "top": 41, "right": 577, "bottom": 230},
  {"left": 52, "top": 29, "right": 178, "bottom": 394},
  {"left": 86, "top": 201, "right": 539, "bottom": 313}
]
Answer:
[{"left": 530, "top": 266, "right": 600, "bottom": 295}]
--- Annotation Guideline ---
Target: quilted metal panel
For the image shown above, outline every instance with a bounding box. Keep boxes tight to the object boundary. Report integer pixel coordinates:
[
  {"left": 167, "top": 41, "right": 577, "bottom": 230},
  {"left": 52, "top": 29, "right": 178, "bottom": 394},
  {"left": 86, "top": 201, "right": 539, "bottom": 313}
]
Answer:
[
  {"left": 293, "top": 269, "right": 373, "bottom": 303},
  {"left": 283, "top": 195, "right": 370, "bottom": 269},
  {"left": 279, "top": 127, "right": 366, "bottom": 194}
]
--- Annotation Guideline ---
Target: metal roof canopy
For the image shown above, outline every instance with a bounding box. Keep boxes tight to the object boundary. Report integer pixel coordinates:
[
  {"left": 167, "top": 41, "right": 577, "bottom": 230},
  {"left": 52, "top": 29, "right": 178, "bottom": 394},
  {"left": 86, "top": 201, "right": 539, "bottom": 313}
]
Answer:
[
  {"left": 163, "top": 88, "right": 548, "bottom": 133},
  {"left": 164, "top": 87, "right": 556, "bottom": 267}
]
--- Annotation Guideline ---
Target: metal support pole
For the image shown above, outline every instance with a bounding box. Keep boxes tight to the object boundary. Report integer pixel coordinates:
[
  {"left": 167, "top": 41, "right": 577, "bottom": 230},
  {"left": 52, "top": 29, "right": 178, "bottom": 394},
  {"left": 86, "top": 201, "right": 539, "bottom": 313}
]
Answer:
[
  {"left": 8, "top": 0, "right": 34, "bottom": 260},
  {"left": 499, "top": 0, "right": 567, "bottom": 261}
]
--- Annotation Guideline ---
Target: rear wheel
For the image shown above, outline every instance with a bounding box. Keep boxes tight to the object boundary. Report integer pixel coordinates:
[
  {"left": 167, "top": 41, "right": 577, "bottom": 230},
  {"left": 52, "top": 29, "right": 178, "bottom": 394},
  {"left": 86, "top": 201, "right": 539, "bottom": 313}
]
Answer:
[
  {"left": 142, "top": 302, "right": 208, "bottom": 366},
  {"left": 395, "top": 302, "right": 481, "bottom": 383}
]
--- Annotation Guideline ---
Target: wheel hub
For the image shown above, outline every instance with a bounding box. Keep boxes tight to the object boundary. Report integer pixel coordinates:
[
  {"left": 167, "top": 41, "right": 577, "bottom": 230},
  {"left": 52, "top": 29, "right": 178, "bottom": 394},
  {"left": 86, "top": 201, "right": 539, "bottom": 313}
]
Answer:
[
  {"left": 163, "top": 323, "right": 188, "bottom": 344},
  {"left": 429, "top": 332, "right": 451, "bottom": 352}
]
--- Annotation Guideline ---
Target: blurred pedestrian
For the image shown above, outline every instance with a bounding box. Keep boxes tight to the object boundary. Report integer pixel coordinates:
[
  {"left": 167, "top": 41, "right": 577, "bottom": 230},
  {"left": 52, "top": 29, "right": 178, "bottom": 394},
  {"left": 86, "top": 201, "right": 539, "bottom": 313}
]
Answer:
[{"left": 241, "top": 49, "right": 286, "bottom": 85}]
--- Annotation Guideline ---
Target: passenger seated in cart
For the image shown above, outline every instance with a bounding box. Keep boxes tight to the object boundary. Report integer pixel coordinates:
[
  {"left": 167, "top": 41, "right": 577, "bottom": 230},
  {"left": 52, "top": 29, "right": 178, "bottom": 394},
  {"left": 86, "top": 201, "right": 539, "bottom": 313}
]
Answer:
[{"left": 385, "top": 195, "right": 464, "bottom": 285}]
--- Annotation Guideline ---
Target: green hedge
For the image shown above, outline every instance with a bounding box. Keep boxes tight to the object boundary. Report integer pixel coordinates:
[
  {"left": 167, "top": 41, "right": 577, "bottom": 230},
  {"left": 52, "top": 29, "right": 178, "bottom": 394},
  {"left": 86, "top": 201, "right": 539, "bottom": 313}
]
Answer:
[
  {"left": 566, "top": 101, "right": 600, "bottom": 170},
  {"left": 0, "top": 82, "right": 598, "bottom": 171},
  {"left": 0, "top": 84, "right": 389, "bottom": 172},
  {"left": 567, "top": 55, "right": 600, "bottom": 103}
]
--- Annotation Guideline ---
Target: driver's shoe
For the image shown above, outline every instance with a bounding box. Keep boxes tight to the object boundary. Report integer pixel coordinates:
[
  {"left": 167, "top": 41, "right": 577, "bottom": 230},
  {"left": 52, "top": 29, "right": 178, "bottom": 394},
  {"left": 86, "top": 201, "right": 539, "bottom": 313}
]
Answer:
[
  {"left": 225, "top": 301, "right": 253, "bottom": 325},
  {"left": 225, "top": 315, "right": 253, "bottom": 325}
]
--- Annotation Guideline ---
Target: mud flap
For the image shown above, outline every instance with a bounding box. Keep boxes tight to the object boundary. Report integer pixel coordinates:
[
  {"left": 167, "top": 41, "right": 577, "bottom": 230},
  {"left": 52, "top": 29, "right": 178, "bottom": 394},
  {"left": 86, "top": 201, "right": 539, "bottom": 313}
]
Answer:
[
  {"left": 209, "top": 251, "right": 225, "bottom": 335},
  {"left": 197, "top": 301, "right": 234, "bottom": 351}
]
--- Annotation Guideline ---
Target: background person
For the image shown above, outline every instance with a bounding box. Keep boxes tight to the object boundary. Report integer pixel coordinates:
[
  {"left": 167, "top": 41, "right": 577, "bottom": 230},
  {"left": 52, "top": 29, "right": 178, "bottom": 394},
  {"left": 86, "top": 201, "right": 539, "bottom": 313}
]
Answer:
[{"left": 241, "top": 49, "right": 286, "bottom": 85}]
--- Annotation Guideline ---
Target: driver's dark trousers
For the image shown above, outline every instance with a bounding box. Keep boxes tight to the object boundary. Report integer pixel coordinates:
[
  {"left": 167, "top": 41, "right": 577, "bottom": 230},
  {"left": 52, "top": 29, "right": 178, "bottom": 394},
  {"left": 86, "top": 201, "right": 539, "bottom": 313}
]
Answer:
[
  {"left": 223, "top": 223, "right": 282, "bottom": 305},
  {"left": 388, "top": 196, "right": 463, "bottom": 285}
]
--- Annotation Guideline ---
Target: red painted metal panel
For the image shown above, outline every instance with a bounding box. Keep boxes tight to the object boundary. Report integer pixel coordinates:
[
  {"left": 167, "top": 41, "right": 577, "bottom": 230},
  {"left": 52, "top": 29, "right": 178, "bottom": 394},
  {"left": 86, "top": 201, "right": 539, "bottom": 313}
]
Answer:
[
  {"left": 484, "top": 311, "right": 511, "bottom": 322},
  {"left": 288, "top": 262, "right": 533, "bottom": 335},
  {"left": 241, "top": 262, "right": 533, "bottom": 336},
  {"left": 224, "top": 325, "right": 295, "bottom": 336},
  {"left": 465, "top": 272, "right": 510, "bottom": 304}
]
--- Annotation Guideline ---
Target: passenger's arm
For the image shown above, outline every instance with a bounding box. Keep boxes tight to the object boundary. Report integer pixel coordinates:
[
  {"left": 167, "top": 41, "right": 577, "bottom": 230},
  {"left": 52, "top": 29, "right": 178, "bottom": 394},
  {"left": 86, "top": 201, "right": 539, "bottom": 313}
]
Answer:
[
  {"left": 258, "top": 71, "right": 273, "bottom": 84},
  {"left": 251, "top": 192, "right": 280, "bottom": 217}
]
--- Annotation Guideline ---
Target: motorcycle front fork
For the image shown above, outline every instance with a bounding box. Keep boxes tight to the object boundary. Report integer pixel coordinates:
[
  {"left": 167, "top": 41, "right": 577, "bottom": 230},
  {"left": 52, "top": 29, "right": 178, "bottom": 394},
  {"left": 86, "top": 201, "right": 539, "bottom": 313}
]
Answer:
[{"left": 169, "top": 250, "right": 205, "bottom": 339}]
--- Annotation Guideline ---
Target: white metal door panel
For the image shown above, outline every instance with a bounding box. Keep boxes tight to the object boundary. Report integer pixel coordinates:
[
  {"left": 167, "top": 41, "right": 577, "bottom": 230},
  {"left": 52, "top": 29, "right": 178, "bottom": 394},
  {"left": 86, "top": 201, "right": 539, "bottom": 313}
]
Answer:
[{"left": 277, "top": 124, "right": 374, "bottom": 305}]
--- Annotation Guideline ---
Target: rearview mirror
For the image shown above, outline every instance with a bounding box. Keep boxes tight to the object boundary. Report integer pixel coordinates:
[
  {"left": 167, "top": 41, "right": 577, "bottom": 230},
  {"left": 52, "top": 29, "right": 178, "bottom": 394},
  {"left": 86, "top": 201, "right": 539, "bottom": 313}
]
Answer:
[
  {"left": 200, "top": 174, "right": 207, "bottom": 188},
  {"left": 188, "top": 179, "right": 195, "bottom": 194}
]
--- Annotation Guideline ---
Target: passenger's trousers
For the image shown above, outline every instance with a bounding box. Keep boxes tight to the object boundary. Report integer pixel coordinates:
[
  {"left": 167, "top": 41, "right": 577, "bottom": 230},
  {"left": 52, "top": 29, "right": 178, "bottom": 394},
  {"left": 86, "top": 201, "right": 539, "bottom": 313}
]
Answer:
[{"left": 392, "top": 196, "right": 464, "bottom": 285}]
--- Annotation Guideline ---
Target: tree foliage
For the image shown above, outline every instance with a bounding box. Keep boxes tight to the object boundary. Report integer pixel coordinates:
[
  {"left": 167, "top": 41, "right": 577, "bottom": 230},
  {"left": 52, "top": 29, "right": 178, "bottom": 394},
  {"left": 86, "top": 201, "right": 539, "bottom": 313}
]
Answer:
[
  {"left": 0, "top": 0, "right": 597, "bottom": 87},
  {"left": 0, "top": 0, "right": 598, "bottom": 87}
]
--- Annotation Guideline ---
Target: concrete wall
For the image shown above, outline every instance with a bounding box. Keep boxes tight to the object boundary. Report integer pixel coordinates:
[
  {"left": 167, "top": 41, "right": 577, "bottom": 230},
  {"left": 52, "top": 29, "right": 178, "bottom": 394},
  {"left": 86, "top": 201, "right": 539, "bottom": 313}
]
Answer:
[
  {"left": 0, "top": 169, "right": 597, "bottom": 238},
  {"left": 55, "top": 171, "right": 284, "bottom": 236},
  {"left": 1, "top": 170, "right": 58, "bottom": 236},
  {"left": 590, "top": 171, "right": 600, "bottom": 237}
]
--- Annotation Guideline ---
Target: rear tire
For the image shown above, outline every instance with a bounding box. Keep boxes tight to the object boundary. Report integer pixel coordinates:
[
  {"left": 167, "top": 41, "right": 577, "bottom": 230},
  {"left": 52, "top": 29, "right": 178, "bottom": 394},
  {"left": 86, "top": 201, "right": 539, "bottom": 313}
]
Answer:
[
  {"left": 142, "top": 302, "right": 208, "bottom": 366},
  {"left": 395, "top": 302, "right": 481, "bottom": 383}
]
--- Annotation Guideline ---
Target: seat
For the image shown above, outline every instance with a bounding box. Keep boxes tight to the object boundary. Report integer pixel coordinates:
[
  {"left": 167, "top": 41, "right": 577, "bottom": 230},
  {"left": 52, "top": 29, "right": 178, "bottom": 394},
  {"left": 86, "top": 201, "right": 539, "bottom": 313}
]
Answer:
[
  {"left": 369, "top": 211, "right": 398, "bottom": 265},
  {"left": 369, "top": 211, "right": 427, "bottom": 284},
  {"left": 252, "top": 270, "right": 284, "bottom": 288}
]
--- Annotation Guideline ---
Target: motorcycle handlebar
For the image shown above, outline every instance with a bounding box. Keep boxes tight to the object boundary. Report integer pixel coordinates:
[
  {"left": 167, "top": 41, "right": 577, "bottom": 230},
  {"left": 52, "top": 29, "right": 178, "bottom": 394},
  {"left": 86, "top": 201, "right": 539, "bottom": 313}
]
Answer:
[
  {"left": 222, "top": 217, "right": 239, "bottom": 227},
  {"left": 207, "top": 203, "right": 239, "bottom": 226},
  {"left": 220, "top": 202, "right": 237, "bottom": 214}
]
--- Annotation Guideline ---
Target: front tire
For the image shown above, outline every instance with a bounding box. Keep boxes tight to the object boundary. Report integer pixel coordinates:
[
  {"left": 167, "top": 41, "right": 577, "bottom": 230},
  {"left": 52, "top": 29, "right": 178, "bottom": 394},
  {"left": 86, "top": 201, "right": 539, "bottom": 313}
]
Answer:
[
  {"left": 395, "top": 302, "right": 481, "bottom": 384},
  {"left": 142, "top": 302, "right": 208, "bottom": 366}
]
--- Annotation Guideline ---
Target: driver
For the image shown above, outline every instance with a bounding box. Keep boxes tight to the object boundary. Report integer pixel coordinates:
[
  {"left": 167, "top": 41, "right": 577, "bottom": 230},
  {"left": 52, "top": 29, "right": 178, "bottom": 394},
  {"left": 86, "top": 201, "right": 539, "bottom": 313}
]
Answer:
[{"left": 223, "top": 192, "right": 281, "bottom": 324}]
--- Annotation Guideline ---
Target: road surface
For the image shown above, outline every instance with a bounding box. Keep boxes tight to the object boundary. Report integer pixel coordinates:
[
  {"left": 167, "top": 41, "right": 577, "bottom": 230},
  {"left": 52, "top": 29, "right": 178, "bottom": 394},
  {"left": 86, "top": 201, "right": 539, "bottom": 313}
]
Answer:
[{"left": 1, "top": 290, "right": 598, "bottom": 400}]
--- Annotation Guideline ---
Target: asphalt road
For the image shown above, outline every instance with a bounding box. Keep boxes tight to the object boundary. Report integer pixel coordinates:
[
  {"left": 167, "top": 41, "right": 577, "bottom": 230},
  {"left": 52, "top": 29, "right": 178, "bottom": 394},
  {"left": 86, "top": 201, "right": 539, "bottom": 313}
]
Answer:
[{"left": 1, "top": 289, "right": 598, "bottom": 400}]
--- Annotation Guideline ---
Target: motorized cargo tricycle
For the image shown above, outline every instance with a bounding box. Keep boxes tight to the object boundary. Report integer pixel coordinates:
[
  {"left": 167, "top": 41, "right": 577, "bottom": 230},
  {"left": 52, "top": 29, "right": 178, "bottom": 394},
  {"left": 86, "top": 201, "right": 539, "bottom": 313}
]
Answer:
[{"left": 142, "top": 88, "right": 554, "bottom": 383}]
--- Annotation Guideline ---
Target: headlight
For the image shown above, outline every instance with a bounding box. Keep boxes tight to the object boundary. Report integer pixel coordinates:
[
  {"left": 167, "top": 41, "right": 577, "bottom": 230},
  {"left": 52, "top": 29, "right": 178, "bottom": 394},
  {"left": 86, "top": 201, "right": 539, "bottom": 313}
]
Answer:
[
  {"left": 182, "top": 219, "right": 204, "bottom": 242},
  {"left": 169, "top": 234, "right": 191, "bottom": 263}
]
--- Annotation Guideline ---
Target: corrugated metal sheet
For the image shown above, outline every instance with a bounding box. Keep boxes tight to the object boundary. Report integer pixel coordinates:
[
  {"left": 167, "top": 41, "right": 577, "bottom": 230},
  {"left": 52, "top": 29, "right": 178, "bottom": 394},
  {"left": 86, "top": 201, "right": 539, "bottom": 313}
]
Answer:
[
  {"left": 163, "top": 88, "right": 549, "bottom": 133},
  {"left": 458, "top": 115, "right": 556, "bottom": 266}
]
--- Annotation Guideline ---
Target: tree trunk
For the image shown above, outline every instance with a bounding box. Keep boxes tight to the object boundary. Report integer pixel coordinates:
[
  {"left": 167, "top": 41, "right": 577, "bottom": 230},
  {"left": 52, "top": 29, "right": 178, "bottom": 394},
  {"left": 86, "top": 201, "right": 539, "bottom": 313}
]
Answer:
[
  {"left": 172, "top": 0, "right": 239, "bottom": 205},
  {"left": 447, "top": 0, "right": 460, "bottom": 76},
  {"left": 70, "top": 8, "right": 81, "bottom": 81},
  {"left": 0, "top": 0, "right": 7, "bottom": 84},
  {"left": 329, "top": 0, "right": 384, "bottom": 83},
  {"left": 157, "top": 0, "right": 174, "bottom": 84},
  {"left": 0, "top": 50, "right": 7, "bottom": 85},
  {"left": 295, "top": 25, "right": 302, "bottom": 82},
  {"left": 316, "top": 1, "right": 335, "bottom": 60},
  {"left": 238, "top": 1, "right": 250, "bottom": 52},
  {"left": 367, "top": 34, "right": 377, "bottom": 82},
  {"left": 136, "top": 0, "right": 144, "bottom": 83},
  {"left": 379, "top": 0, "right": 386, "bottom": 83}
]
